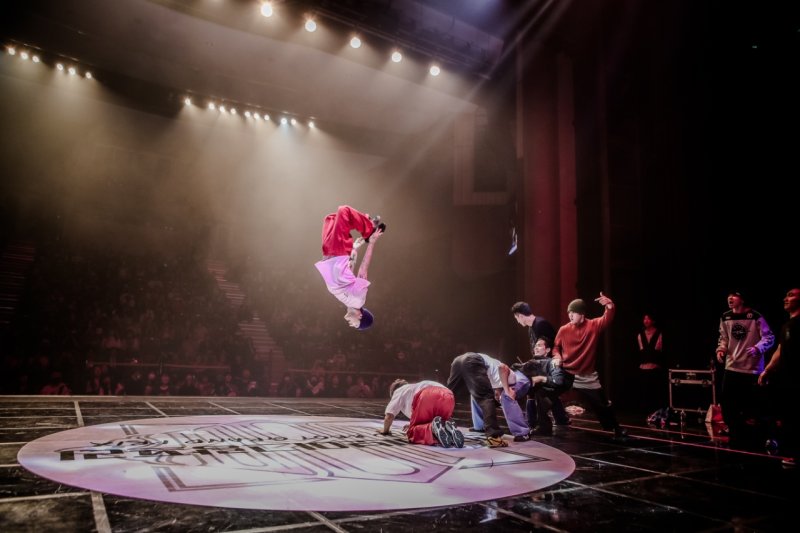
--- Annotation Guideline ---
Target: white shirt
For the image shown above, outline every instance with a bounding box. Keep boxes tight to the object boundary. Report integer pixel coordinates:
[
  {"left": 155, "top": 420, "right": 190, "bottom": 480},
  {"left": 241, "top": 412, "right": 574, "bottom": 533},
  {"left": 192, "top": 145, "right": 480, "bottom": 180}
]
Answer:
[
  {"left": 314, "top": 255, "right": 370, "bottom": 309},
  {"left": 385, "top": 381, "right": 448, "bottom": 418},
  {"left": 478, "top": 353, "right": 516, "bottom": 388}
]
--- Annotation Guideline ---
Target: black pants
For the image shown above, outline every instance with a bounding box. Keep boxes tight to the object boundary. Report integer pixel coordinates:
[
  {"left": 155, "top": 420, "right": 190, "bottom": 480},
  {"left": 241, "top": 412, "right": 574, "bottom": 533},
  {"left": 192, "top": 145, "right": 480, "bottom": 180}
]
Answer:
[
  {"left": 572, "top": 386, "right": 621, "bottom": 431},
  {"left": 446, "top": 353, "right": 503, "bottom": 438},
  {"left": 720, "top": 370, "right": 762, "bottom": 445}
]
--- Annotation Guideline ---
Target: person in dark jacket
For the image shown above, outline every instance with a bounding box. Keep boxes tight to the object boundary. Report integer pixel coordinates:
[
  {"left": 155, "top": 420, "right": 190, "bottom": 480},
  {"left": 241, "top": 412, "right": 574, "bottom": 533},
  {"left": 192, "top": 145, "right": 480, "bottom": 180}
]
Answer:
[{"left": 513, "top": 336, "right": 573, "bottom": 436}]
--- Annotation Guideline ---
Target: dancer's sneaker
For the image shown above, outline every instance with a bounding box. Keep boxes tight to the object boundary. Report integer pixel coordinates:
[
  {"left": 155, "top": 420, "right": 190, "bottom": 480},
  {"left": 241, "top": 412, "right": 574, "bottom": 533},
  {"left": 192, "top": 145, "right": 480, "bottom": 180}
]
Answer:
[
  {"left": 431, "top": 416, "right": 454, "bottom": 448},
  {"left": 513, "top": 434, "right": 530, "bottom": 442},
  {"left": 444, "top": 420, "right": 465, "bottom": 448},
  {"left": 365, "top": 216, "right": 386, "bottom": 242},
  {"left": 613, "top": 427, "right": 629, "bottom": 443},
  {"left": 486, "top": 435, "right": 507, "bottom": 448},
  {"left": 530, "top": 425, "right": 553, "bottom": 437}
]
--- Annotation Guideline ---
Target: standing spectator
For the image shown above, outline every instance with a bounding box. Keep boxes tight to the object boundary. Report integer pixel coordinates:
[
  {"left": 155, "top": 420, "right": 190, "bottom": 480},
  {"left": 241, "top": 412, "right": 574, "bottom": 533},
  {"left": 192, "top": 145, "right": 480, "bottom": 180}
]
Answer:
[
  {"left": 379, "top": 379, "right": 464, "bottom": 447},
  {"left": 636, "top": 312, "right": 667, "bottom": 416},
  {"left": 511, "top": 301, "right": 571, "bottom": 428},
  {"left": 758, "top": 287, "right": 799, "bottom": 468},
  {"left": 553, "top": 293, "right": 628, "bottom": 441},
  {"left": 716, "top": 290, "right": 775, "bottom": 447}
]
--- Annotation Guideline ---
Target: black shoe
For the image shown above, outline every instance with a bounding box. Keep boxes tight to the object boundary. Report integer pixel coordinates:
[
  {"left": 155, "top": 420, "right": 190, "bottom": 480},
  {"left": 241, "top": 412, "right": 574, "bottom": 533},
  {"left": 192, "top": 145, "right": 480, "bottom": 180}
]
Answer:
[
  {"left": 613, "top": 428, "right": 629, "bottom": 443},
  {"left": 444, "top": 420, "right": 465, "bottom": 448},
  {"left": 530, "top": 426, "right": 553, "bottom": 437},
  {"left": 365, "top": 216, "right": 386, "bottom": 243},
  {"left": 513, "top": 434, "right": 530, "bottom": 442},
  {"left": 431, "top": 416, "right": 454, "bottom": 448},
  {"left": 469, "top": 427, "right": 486, "bottom": 433}
]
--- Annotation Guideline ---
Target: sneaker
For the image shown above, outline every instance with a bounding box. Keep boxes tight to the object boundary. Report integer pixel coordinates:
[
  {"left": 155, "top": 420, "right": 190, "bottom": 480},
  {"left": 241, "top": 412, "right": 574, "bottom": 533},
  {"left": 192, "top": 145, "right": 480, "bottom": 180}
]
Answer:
[
  {"left": 486, "top": 436, "right": 508, "bottom": 448},
  {"left": 365, "top": 216, "right": 386, "bottom": 242},
  {"left": 513, "top": 434, "right": 530, "bottom": 442},
  {"left": 613, "top": 428, "right": 629, "bottom": 443},
  {"left": 431, "top": 416, "right": 454, "bottom": 448},
  {"left": 530, "top": 426, "right": 553, "bottom": 436},
  {"left": 444, "top": 420, "right": 465, "bottom": 448}
]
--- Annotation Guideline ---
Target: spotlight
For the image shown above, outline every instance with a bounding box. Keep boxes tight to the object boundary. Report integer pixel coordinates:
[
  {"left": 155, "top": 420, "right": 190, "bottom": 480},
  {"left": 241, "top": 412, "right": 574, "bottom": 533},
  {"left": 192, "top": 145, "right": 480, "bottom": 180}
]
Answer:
[
  {"left": 85, "top": 71, "right": 92, "bottom": 79},
  {"left": 244, "top": 111, "right": 251, "bottom": 118},
  {"left": 429, "top": 64, "right": 441, "bottom": 76},
  {"left": 305, "top": 19, "right": 317, "bottom": 33},
  {"left": 230, "top": 108, "right": 237, "bottom": 115},
  {"left": 280, "top": 117, "right": 288, "bottom": 125},
  {"left": 32, "top": 55, "right": 40, "bottom": 63},
  {"left": 184, "top": 97, "right": 192, "bottom": 106},
  {"left": 56, "top": 63, "right": 64, "bottom": 71},
  {"left": 264, "top": 114, "right": 270, "bottom": 121},
  {"left": 350, "top": 35, "right": 362, "bottom": 49},
  {"left": 68, "top": 66, "right": 77, "bottom": 75},
  {"left": 254, "top": 112, "right": 261, "bottom": 120},
  {"left": 260, "top": 2, "right": 273, "bottom": 18},
  {"left": 391, "top": 50, "right": 402, "bottom": 63},
  {"left": 291, "top": 118, "right": 297, "bottom": 125},
  {"left": 309, "top": 121, "right": 315, "bottom": 128},
  {"left": 20, "top": 51, "right": 29, "bottom": 60},
  {"left": 208, "top": 102, "right": 216, "bottom": 110},
  {"left": 220, "top": 105, "right": 227, "bottom": 113},
  {"left": 7, "top": 47, "right": 15, "bottom": 56}
]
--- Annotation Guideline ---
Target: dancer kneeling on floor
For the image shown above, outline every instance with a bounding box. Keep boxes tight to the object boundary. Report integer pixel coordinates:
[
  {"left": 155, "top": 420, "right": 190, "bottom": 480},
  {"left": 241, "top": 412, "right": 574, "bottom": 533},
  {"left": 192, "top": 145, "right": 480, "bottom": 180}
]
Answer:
[{"left": 379, "top": 379, "right": 465, "bottom": 448}]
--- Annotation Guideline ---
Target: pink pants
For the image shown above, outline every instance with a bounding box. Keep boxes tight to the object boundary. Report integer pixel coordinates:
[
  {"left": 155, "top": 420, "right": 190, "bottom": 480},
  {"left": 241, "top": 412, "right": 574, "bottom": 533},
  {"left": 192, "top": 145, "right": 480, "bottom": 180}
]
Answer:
[
  {"left": 320, "top": 205, "right": 376, "bottom": 257},
  {"left": 407, "top": 387, "right": 456, "bottom": 445}
]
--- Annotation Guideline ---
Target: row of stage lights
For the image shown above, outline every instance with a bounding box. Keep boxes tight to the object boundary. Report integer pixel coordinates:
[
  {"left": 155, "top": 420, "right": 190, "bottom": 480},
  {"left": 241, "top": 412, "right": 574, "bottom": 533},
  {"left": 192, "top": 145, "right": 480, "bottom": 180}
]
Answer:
[
  {"left": 5, "top": 45, "right": 94, "bottom": 79},
  {"left": 5, "top": 42, "right": 318, "bottom": 129},
  {"left": 258, "top": 1, "right": 443, "bottom": 76},
  {"left": 183, "top": 97, "right": 315, "bottom": 128}
]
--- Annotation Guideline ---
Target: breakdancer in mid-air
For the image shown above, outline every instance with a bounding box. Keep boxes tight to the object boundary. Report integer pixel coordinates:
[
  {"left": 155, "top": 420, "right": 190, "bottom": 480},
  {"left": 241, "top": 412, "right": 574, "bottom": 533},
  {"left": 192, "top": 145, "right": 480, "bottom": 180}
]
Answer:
[{"left": 314, "top": 205, "right": 385, "bottom": 330}]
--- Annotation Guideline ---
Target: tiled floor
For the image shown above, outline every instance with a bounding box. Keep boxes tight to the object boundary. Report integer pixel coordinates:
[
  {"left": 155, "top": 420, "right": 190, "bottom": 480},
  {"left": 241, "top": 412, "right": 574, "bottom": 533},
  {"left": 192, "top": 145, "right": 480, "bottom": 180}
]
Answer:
[{"left": 0, "top": 396, "right": 792, "bottom": 532}]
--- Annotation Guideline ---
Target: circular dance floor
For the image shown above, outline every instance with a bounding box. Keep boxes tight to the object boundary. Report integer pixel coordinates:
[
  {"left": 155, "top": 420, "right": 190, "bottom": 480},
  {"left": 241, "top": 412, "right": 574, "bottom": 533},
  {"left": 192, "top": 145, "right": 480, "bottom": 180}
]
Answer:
[{"left": 18, "top": 415, "right": 575, "bottom": 511}]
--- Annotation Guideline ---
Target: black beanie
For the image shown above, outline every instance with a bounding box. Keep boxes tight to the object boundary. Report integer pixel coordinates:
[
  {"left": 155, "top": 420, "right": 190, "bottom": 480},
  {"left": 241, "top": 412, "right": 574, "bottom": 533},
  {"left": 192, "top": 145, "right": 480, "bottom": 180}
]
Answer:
[{"left": 567, "top": 299, "right": 587, "bottom": 314}]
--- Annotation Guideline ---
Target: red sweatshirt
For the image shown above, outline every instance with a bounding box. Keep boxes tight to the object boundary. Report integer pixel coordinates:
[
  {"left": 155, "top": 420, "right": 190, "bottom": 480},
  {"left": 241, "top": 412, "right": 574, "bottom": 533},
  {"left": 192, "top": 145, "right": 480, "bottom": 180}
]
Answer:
[{"left": 553, "top": 305, "right": 615, "bottom": 375}]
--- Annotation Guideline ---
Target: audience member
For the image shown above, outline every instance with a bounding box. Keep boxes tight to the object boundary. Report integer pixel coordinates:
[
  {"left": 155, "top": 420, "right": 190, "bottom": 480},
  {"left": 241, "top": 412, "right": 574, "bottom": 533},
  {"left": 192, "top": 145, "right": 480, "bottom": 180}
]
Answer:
[
  {"left": 636, "top": 312, "right": 667, "bottom": 415},
  {"left": 716, "top": 290, "right": 775, "bottom": 448},
  {"left": 758, "top": 287, "right": 798, "bottom": 468}
]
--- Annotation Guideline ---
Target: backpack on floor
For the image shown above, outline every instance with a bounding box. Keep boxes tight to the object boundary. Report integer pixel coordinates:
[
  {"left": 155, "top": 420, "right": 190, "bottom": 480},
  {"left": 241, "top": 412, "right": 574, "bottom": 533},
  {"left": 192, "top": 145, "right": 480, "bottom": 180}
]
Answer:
[{"left": 647, "top": 406, "right": 677, "bottom": 428}]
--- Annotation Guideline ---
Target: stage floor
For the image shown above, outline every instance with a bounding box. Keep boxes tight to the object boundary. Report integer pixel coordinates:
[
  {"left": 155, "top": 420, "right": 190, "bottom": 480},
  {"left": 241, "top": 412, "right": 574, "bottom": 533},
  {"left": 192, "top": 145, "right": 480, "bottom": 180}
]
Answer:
[{"left": 0, "top": 395, "right": 792, "bottom": 532}]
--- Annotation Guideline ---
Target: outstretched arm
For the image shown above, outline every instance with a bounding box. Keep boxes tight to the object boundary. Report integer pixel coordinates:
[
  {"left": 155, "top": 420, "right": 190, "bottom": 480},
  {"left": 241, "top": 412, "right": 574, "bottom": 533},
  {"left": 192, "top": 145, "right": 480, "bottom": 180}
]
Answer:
[{"left": 356, "top": 229, "right": 383, "bottom": 280}]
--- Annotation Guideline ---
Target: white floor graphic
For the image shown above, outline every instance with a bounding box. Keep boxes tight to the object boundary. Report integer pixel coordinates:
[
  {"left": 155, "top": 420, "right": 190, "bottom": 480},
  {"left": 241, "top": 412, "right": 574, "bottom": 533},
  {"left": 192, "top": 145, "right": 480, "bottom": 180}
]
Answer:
[{"left": 18, "top": 415, "right": 575, "bottom": 511}]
